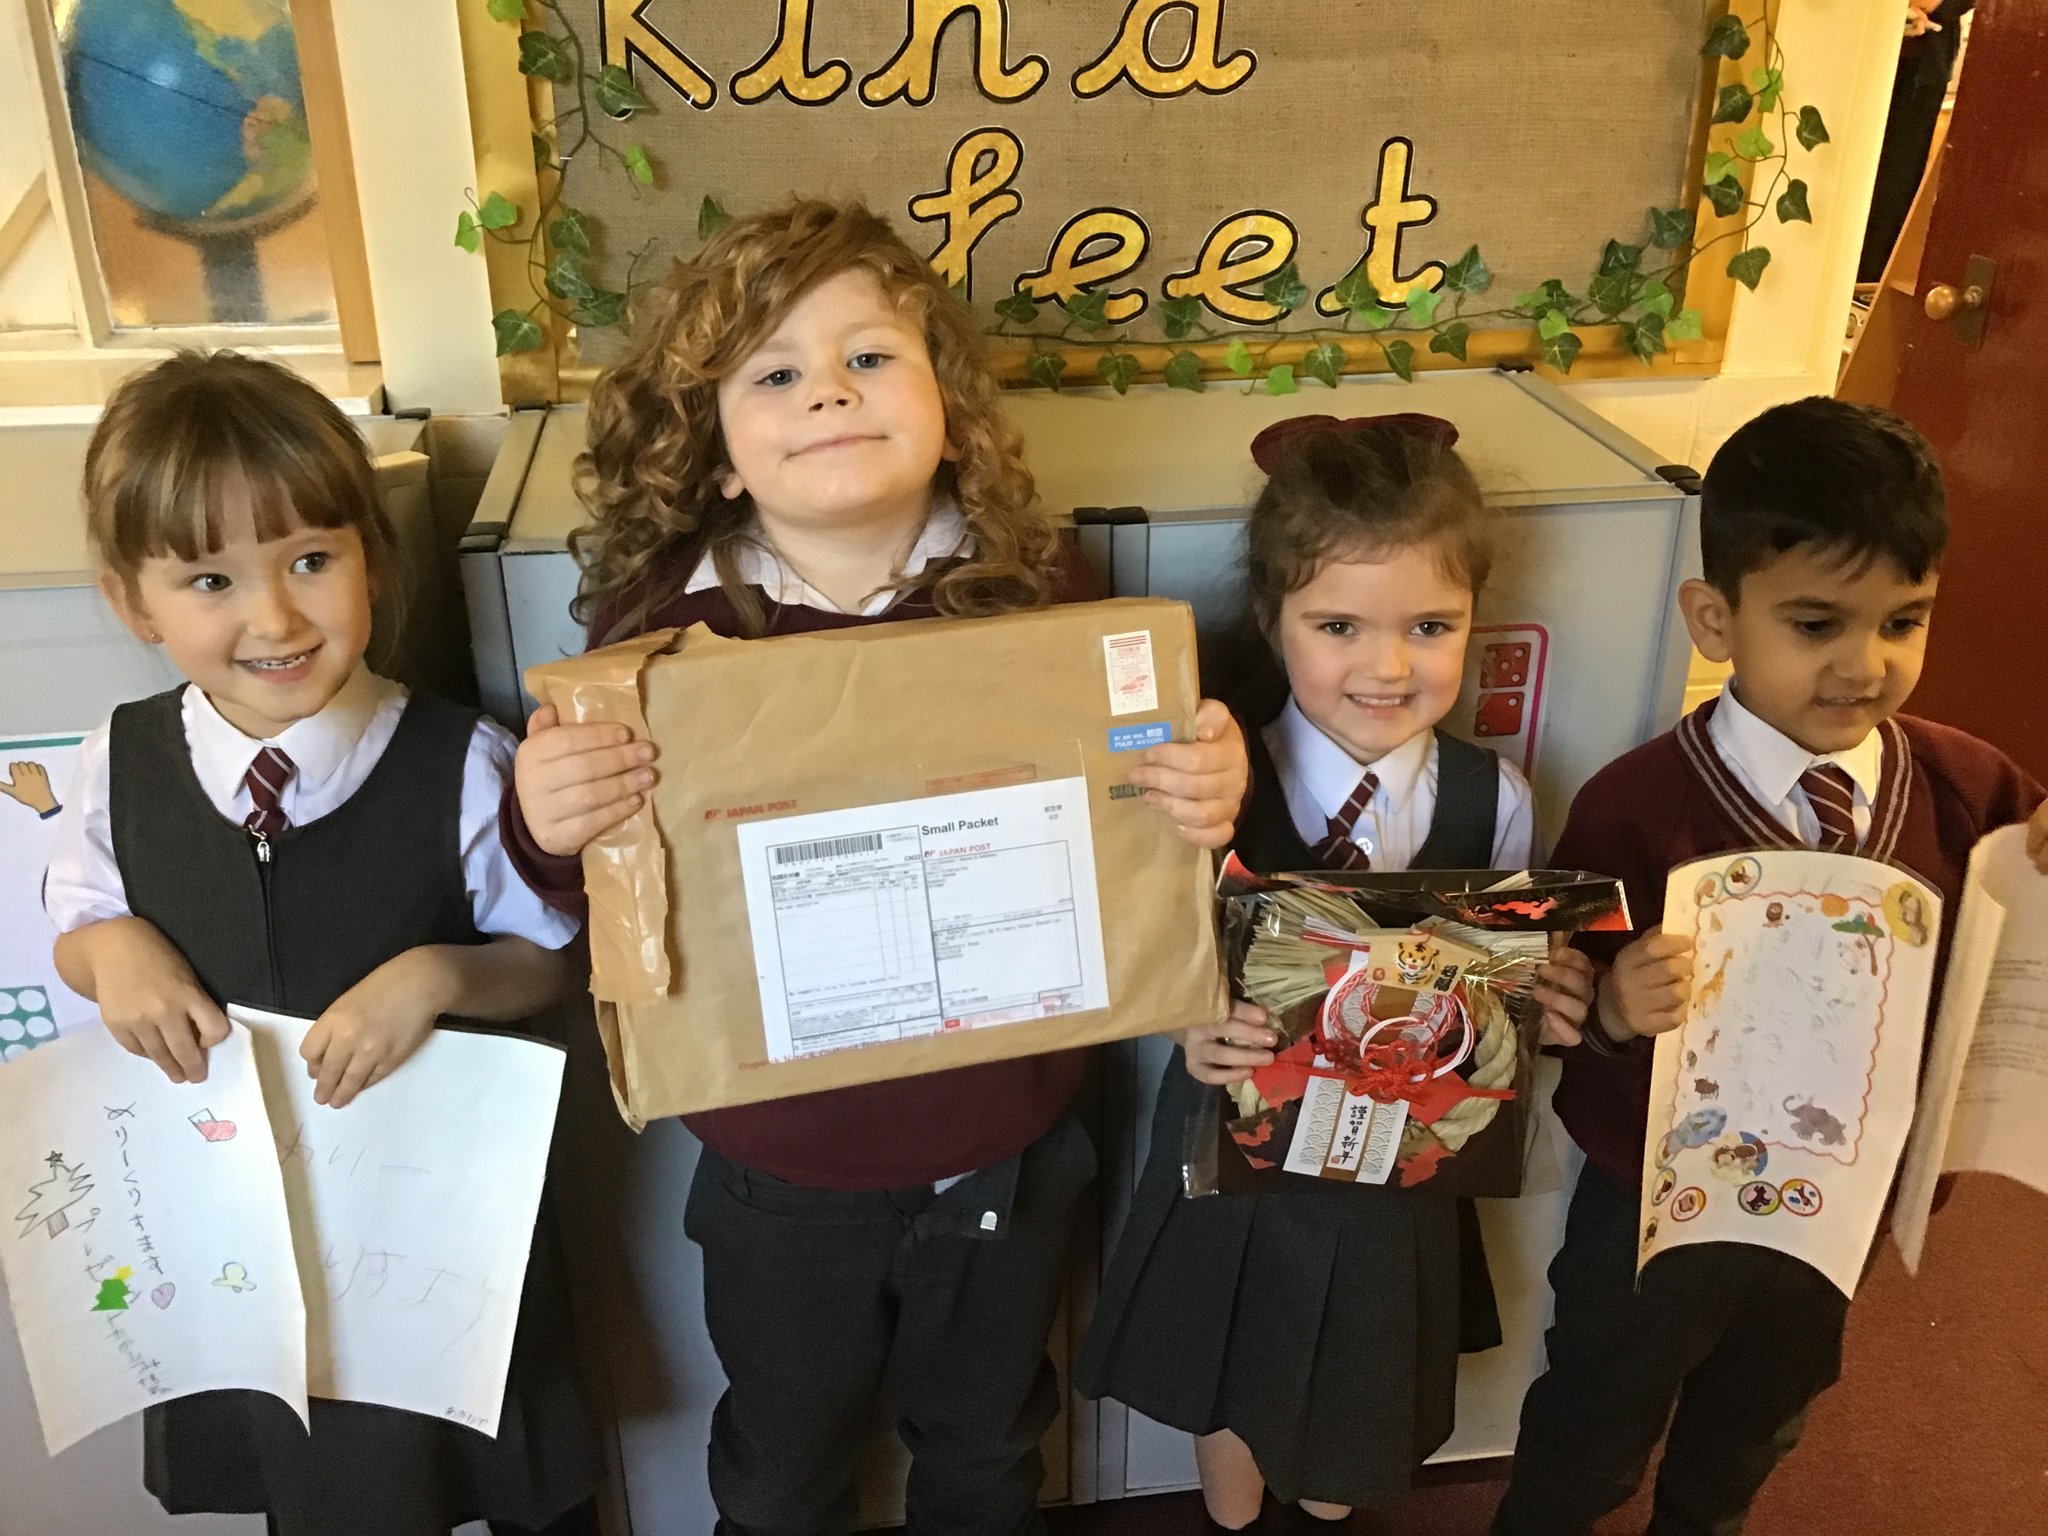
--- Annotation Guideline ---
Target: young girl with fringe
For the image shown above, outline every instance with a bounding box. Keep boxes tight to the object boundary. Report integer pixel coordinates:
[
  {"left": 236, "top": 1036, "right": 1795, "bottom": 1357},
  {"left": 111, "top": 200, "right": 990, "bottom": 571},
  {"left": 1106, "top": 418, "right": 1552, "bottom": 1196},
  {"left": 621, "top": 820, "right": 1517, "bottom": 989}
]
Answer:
[
  {"left": 1078, "top": 416, "right": 1594, "bottom": 1531},
  {"left": 504, "top": 198, "right": 1249, "bottom": 1536},
  {"left": 43, "top": 351, "right": 601, "bottom": 1536}
]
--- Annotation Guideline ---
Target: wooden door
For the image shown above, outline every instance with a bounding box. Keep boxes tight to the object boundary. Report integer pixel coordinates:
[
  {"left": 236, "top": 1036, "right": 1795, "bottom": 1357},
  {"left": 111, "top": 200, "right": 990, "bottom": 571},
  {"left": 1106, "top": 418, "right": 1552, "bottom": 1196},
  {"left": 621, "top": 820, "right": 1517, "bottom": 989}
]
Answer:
[{"left": 1889, "top": 0, "right": 2048, "bottom": 775}]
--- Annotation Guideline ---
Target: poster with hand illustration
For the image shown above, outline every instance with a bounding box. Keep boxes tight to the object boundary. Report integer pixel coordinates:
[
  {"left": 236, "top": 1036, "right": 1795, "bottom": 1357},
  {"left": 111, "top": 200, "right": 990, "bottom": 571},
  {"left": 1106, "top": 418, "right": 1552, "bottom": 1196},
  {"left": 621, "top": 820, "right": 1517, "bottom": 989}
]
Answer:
[
  {"left": 1639, "top": 850, "right": 1941, "bottom": 1298},
  {"left": 0, "top": 737, "right": 93, "bottom": 1064}
]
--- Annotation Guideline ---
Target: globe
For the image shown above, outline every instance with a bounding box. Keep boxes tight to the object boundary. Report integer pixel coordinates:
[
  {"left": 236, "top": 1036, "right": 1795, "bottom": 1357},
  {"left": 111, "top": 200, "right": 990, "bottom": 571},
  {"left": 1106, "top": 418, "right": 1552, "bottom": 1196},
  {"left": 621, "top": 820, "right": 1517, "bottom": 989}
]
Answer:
[{"left": 61, "top": 0, "right": 315, "bottom": 237}]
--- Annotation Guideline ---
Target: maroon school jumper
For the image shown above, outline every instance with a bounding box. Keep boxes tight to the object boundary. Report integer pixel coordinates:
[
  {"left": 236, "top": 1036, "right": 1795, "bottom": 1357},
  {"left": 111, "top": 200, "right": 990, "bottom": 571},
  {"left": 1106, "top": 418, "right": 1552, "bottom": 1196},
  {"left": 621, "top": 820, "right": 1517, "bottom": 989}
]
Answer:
[
  {"left": 1548, "top": 698, "right": 2044, "bottom": 1190},
  {"left": 503, "top": 547, "right": 1096, "bottom": 1190}
]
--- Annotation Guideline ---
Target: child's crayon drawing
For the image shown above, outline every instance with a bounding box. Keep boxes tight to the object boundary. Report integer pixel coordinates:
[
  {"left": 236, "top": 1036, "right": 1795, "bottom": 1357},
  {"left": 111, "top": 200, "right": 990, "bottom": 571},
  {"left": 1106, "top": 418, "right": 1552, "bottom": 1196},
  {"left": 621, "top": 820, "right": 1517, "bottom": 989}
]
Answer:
[{"left": 1639, "top": 850, "right": 1941, "bottom": 1299}]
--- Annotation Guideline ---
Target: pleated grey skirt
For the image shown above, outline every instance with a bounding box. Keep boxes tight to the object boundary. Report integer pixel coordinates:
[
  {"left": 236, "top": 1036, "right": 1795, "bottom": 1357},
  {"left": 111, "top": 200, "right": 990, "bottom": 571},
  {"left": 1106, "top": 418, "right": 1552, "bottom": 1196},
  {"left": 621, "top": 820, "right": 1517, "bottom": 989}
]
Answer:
[{"left": 1078, "top": 1050, "right": 1497, "bottom": 1509}]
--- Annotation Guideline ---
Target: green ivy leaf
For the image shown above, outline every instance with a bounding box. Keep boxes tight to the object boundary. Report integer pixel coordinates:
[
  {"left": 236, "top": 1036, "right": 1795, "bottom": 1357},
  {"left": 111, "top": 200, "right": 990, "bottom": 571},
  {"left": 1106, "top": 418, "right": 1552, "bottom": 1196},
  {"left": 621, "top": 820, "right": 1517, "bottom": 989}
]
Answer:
[
  {"left": 595, "top": 63, "right": 651, "bottom": 118},
  {"left": 487, "top": 0, "right": 526, "bottom": 19},
  {"left": 517, "top": 30, "right": 573, "bottom": 82},
  {"left": 1712, "top": 83, "right": 1753, "bottom": 125},
  {"left": 544, "top": 253, "right": 594, "bottom": 302},
  {"left": 531, "top": 132, "right": 553, "bottom": 170},
  {"left": 1025, "top": 351, "right": 1066, "bottom": 391},
  {"left": 1728, "top": 246, "right": 1773, "bottom": 290},
  {"left": 1404, "top": 285, "right": 1443, "bottom": 326},
  {"left": 1599, "top": 240, "right": 1643, "bottom": 277},
  {"left": 1702, "top": 12, "right": 1750, "bottom": 59},
  {"left": 1540, "top": 328, "right": 1583, "bottom": 374},
  {"left": 1796, "top": 105, "right": 1831, "bottom": 150},
  {"left": 1517, "top": 279, "right": 1575, "bottom": 317},
  {"left": 1751, "top": 66, "right": 1785, "bottom": 112},
  {"left": 1355, "top": 301, "right": 1394, "bottom": 330},
  {"left": 1225, "top": 338, "right": 1255, "bottom": 376},
  {"left": 993, "top": 290, "right": 1041, "bottom": 326},
  {"left": 476, "top": 191, "right": 519, "bottom": 231},
  {"left": 1734, "top": 123, "right": 1775, "bottom": 160},
  {"left": 1261, "top": 260, "right": 1308, "bottom": 314},
  {"left": 453, "top": 210, "right": 480, "bottom": 253},
  {"left": 1649, "top": 206, "right": 1696, "bottom": 250},
  {"left": 1163, "top": 349, "right": 1206, "bottom": 392},
  {"left": 1776, "top": 178, "right": 1812, "bottom": 224},
  {"left": 1444, "top": 245, "right": 1492, "bottom": 295},
  {"left": 547, "top": 208, "right": 593, "bottom": 257},
  {"left": 1428, "top": 320, "right": 1470, "bottom": 362},
  {"left": 1704, "top": 150, "right": 1735, "bottom": 182},
  {"left": 1380, "top": 338, "right": 1416, "bottom": 382},
  {"left": 1330, "top": 265, "right": 1380, "bottom": 315},
  {"left": 1588, "top": 273, "right": 1639, "bottom": 317},
  {"left": 1621, "top": 312, "right": 1666, "bottom": 363},
  {"left": 572, "top": 288, "right": 627, "bottom": 328},
  {"left": 1704, "top": 175, "right": 1746, "bottom": 218},
  {"left": 1639, "top": 277, "right": 1675, "bottom": 317},
  {"left": 1263, "top": 363, "right": 1298, "bottom": 395},
  {"left": 1097, "top": 352, "right": 1141, "bottom": 395},
  {"left": 696, "top": 195, "right": 729, "bottom": 239},
  {"left": 624, "top": 143, "right": 655, "bottom": 187},
  {"left": 1666, "top": 307, "right": 1705, "bottom": 342},
  {"left": 1160, "top": 295, "right": 1202, "bottom": 341},
  {"left": 1062, "top": 289, "right": 1109, "bottom": 332},
  {"left": 1537, "top": 307, "right": 1570, "bottom": 341},
  {"left": 1302, "top": 341, "right": 1345, "bottom": 388},
  {"left": 492, "top": 308, "right": 544, "bottom": 355}
]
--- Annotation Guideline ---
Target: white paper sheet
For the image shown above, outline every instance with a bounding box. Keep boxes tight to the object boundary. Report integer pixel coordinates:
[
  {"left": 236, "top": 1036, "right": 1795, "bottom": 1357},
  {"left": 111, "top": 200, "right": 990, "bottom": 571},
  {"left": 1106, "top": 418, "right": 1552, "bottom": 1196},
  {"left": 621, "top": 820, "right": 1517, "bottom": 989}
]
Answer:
[
  {"left": 0, "top": 1023, "right": 306, "bottom": 1454},
  {"left": 1639, "top": 851, "right": 1940, "bottom": 1297},
  {"left": 1895, "top": 825, "right": 2048, "bottom": 1271},
  {"left": 734, "top": 776, "right": 1109, "bottom": 1062},
  {"left": 232, "top": 1006, "right": 564, "bottom": 1436}
]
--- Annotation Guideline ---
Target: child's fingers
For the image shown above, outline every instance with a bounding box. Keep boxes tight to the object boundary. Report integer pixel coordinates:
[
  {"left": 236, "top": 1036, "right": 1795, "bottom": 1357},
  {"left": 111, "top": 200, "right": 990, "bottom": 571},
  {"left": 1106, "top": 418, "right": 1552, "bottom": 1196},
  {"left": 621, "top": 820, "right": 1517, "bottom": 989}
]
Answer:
[
  {"left": 539, "top": 793, "right": 646, "bottom": 854},
  {"left": 189, "top": 995, "right": 231, "bottom": 1048},
  {"left": 311, "top": 1041, "right": 368, "bottom": 1108},
  {"left": 525, "top": 704, "right": 559, "bottom": 736},
  {"left": 528, "top": 734, "right": 657, "bottom": 783},
  {"left": 323, "top": 1054, "right": 382, "bottom": 1110},
  {"left": 154, "top": 1015, "right": 207, "bottom": 1083},
  {"left": 1227, "top": 999, "right": 1273, "bottom": 1031},
  {"left": 1539, "top": 1013, "right": 1584, "bottom": 1048},
  {"left": 1191, "top": 698, "right": 1238, "bottom": 743}
]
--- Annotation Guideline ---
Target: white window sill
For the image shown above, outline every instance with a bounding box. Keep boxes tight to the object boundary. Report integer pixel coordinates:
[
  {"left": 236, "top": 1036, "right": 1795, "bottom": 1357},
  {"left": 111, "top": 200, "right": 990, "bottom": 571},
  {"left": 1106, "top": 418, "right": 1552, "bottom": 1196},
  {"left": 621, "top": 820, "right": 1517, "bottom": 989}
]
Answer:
[{"left": 0, "top": 345, "right": 384, "bottom": 425}]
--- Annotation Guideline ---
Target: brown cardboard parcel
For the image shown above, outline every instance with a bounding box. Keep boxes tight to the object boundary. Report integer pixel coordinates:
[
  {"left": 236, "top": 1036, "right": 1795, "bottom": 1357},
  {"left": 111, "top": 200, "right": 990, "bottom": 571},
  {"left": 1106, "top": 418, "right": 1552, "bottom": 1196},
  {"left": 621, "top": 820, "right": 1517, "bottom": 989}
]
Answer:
[{"left": 525, "top": 597, "right": 1227, "bottom": 1126}]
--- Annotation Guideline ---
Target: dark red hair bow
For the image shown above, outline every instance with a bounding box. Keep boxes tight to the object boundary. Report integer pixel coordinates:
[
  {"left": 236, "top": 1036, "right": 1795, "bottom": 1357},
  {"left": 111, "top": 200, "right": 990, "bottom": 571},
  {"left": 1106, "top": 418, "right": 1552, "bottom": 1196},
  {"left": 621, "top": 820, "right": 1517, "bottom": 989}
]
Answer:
[{"left": 1249, "top": 412, "right": 1461, "bottom": 473}]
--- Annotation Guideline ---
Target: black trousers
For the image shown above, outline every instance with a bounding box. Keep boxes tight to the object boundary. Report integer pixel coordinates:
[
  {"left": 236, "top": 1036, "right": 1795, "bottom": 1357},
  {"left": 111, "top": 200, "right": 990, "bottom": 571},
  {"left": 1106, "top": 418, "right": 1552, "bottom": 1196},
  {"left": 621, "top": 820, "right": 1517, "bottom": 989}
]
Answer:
[
  {"left": 683, "top": 1113, "right": 1096, "bottom": 1536},
  {"left": 1492, "top": 1164, "right": 1849, "bottom": 1536}
]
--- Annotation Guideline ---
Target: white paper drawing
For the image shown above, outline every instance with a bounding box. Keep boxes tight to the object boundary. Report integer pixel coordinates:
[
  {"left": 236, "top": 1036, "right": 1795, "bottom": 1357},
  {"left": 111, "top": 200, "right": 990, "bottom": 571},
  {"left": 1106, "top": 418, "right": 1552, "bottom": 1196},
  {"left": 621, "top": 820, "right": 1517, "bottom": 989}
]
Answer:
[
  {"left": 0, "top": 736, "right": 97, "bottom": 1063},
  {"left": 234, "top": 1005, "right": 565, "bottom": 1436},
  {"left": 1639, "top": 850, "right": 1940, "bottom": 1298},
  {"left": 1895, "top": 825, "right": 2048, "bottom": 1270},
  {"left": 0, "top": 1023, "right": 306, "bottom": 1454}
]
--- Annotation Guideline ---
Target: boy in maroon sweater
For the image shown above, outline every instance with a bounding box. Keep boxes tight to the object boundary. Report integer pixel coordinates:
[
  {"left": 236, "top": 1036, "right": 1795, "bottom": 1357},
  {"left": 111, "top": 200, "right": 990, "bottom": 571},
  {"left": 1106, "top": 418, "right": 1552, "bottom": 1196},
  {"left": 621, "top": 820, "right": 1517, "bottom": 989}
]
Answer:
[{"left": 1493, "top": 398, "right": 2048, "bottom": 1536}]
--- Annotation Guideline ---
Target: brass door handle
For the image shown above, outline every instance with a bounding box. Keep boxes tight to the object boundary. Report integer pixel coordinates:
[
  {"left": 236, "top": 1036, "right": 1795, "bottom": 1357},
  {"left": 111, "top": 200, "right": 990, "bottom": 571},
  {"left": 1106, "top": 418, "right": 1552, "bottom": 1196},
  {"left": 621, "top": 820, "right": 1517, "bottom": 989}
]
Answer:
[
  {"left": 1923, "top": 283, "right": 1985, "bottom": 320},
  {"left": 1924, "top": 255, "right": 1996, "bottom": 346}
]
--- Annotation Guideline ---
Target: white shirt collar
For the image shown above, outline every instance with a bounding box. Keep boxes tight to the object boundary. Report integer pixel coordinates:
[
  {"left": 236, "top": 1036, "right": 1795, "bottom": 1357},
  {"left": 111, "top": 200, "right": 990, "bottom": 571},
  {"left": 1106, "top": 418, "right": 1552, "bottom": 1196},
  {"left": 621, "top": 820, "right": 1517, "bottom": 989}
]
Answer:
[
  {"left": 681, "top": 504, "right": 971, "bottom": 617},
  {"left": 184, "top": 665, "right": 399, "bottom": 808},
  {"left": 1712, "top": 681, "right": 1884, "bottom": 806},
  {"left": 1271, "top": 696, "right": 1433, "bottom": 821}
]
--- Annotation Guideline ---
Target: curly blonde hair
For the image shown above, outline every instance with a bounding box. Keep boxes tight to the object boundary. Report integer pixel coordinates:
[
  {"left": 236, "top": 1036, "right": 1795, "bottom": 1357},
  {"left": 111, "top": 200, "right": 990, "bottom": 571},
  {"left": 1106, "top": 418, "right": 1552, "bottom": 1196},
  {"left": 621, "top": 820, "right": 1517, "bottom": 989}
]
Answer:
[{"left": 573, "top": 198, "right": 1056, "bottom": 640}]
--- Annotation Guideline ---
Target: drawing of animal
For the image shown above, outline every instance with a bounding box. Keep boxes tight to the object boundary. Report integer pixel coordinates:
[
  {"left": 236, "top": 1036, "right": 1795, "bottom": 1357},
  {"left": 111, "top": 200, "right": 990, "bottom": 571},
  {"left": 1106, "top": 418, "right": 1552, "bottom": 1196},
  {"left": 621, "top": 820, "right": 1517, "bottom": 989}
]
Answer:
[
  {"left": 1783, "top": 1097, "right": 1848, "bottom": 1147},
  {"left": 1395, "top": 936, "right": 1436, "bottom": 986},
  {"left": 1692, "top": 950, "right": 1732, "bottom": 1018},
  {"left": 1694, "top": 1077, "right": 1720, "bottom": 1098}
]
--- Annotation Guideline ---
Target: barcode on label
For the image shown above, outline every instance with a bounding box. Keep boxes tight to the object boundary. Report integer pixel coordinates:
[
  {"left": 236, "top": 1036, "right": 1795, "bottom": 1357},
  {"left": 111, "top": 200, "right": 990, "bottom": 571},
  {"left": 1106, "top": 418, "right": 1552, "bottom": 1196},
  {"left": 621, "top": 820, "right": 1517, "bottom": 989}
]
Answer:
[{"left": 773, "top": 833, "right": 884, "bottom": 865}]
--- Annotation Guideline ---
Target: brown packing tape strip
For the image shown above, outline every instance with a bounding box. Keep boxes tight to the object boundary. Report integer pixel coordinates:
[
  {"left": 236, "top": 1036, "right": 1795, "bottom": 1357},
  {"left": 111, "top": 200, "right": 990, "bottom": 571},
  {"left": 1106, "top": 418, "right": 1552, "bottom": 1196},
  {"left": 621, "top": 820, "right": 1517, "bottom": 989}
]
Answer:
[{"left": 525, "top": 627, "right": 682, "bottom": 1006}]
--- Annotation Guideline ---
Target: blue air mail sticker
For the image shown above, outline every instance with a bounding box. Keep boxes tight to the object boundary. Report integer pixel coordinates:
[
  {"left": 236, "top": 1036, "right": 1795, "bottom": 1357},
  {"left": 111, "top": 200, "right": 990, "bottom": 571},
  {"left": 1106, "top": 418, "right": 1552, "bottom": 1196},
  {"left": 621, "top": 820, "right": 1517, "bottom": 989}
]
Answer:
[
  {"left": 1103, "top": 630, "right": 1159, "bottom": 716},
  {"left": 733, "top": 777, "right": 1110, "bottom": 1064},
  {"left": 1108, "top": 721, "right": 1172, "bottom": 754}
]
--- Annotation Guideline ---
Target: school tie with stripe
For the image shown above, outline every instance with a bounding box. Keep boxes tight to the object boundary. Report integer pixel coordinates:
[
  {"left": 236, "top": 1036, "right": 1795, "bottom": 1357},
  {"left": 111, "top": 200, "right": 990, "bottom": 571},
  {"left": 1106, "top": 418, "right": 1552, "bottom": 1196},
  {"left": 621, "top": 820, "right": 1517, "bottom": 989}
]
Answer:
[
  {"left": 1798, "top": 762, "right": 1858, "bottom": 853},
  {"left": 1312, "top": 769, "right": 1379, "bottom": 871},
  {"left": 242, "top": 745, "right": 296, "bottom": 841}
]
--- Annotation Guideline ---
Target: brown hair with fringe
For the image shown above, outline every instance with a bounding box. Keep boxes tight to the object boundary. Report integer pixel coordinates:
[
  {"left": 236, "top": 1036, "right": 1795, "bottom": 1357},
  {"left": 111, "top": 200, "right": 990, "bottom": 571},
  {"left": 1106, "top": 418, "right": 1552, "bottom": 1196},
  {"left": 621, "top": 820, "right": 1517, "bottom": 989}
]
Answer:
[
  {"left": 84, "top": 350, "right": 393, "bottom": 592},
  {"left": 572, "top": 198, "right": 1057, "bottom": 641},
  {"left": 1244, "top": 423, "right": 1492, "bottom": 635}
]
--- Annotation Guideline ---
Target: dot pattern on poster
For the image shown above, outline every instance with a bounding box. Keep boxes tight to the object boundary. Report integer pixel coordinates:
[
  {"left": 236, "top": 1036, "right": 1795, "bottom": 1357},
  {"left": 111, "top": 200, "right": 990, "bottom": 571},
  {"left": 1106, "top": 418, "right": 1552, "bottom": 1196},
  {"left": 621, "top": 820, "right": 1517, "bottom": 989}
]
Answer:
[{"left": 0, "top": 985, "right": 58, "bottom": 1064}]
